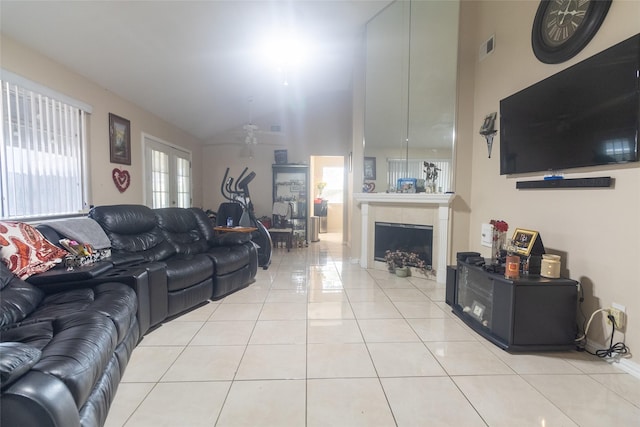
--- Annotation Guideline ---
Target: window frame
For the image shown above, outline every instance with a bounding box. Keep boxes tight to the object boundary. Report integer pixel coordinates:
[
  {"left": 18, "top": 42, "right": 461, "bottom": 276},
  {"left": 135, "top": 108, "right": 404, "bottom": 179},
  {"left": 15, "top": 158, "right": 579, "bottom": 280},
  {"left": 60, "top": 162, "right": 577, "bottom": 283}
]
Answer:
[{"left": 1, "top": 70, "right": 91, "bottom": 221}]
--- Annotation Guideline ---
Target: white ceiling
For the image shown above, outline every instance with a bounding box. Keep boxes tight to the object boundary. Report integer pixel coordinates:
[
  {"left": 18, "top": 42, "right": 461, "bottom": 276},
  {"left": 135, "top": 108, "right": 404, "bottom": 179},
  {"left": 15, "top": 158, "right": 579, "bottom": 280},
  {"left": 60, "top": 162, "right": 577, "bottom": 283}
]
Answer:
[{"left": 0, "top": 0, "right": 393, "bottom": 143}]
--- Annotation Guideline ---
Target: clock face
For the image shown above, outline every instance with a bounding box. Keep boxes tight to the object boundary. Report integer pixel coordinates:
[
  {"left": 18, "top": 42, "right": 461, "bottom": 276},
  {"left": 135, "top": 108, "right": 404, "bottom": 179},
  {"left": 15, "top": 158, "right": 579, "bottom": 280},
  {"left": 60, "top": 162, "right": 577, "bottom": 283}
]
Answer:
[
  {"left": 532, "top": 0, "right": 612, "bottom": 64},
  {"left": 541, "top": 0, "right": 591, "bottom": 47}
]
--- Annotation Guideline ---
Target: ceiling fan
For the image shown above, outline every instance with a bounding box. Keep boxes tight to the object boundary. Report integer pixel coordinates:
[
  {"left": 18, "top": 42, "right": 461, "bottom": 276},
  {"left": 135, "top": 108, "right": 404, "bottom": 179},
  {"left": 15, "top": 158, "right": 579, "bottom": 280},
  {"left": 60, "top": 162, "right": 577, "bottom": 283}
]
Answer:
[{"left": 239, "top": 97, "right": 284, "bottom": 146}]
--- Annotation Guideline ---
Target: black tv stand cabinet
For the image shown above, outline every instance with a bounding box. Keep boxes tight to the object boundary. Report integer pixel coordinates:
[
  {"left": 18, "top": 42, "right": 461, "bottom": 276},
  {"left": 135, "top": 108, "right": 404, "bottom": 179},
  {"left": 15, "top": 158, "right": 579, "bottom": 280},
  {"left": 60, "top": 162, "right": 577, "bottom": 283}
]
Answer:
[{"left": 453, "top": 260, "right": 578, "bottom": 351}]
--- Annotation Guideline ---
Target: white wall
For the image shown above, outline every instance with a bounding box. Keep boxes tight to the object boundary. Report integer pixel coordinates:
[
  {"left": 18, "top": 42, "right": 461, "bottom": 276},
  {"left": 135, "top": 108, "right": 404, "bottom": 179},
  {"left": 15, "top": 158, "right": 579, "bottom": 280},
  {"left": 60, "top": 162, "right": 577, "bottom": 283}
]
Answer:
[
  {"left": 460, "top": 0, "right": 640, "bottom": 362},
  {"left": 1, "top": 35, "right": 204, "bottom": 207}
]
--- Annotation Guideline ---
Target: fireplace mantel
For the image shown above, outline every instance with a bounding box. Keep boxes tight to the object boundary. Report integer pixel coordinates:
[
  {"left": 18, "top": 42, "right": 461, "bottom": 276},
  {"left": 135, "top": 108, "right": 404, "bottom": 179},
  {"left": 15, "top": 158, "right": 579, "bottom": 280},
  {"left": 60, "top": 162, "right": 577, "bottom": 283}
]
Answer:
[
  {"left": 354, "top": 192, "right": 455, "bottom": 283},
  {"left": 353, "top": 193, "right": 454, "bottom": 206}
]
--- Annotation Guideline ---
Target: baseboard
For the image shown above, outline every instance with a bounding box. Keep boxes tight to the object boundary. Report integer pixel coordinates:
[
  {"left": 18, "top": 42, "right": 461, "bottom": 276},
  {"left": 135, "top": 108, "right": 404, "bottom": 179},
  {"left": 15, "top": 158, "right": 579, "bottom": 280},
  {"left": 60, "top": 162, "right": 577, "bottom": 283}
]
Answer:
[{"left": 585, "top": 338, "right": 640, "bottom": 379}]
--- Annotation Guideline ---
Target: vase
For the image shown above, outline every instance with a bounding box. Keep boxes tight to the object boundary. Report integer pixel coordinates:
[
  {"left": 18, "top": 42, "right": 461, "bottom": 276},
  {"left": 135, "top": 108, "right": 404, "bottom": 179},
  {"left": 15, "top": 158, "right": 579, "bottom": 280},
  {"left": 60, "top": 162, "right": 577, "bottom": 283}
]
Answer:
[
  {"left": 395, "top": 266, "right": 410, "bottom": 277},
  {"left": 491, "top": 230, "right": 506, "bottom": 264}
]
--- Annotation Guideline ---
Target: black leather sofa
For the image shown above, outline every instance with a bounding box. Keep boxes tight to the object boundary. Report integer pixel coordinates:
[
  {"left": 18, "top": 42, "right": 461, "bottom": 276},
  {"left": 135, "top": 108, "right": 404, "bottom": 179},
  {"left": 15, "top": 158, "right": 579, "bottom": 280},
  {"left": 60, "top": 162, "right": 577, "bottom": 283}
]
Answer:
[
  {"left": 1, "top": 205, "right": 258, "bottom": 426},
  {"left": 0, "top": 262, "right": 139, "bottom": 427},
  {"left": 89, "top": 205, "right": 258, "bottom": 309}
]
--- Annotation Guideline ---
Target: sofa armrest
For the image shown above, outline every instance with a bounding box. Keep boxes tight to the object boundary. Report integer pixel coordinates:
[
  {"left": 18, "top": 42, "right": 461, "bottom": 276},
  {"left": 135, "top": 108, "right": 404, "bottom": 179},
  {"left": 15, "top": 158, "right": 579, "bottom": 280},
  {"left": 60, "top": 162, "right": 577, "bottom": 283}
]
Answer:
[
  {"left": 211, "top": 232, "right": 251, "bottom": 247},
  {"left": 26, "top": 261, "right": 114, "bottom": 288},
  {"left": 1, "top": 370, "right": 80, "bottom": 427}
]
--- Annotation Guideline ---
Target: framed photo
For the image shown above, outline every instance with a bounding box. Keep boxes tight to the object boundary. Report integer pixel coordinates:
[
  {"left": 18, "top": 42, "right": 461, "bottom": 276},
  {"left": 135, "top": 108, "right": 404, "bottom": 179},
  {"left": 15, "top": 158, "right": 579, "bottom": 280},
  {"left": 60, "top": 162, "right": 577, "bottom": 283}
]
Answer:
[
  {"left": 511, "top": 228, "right": 539, "bottom": 256},
  {"left": 364, "top": 157, "right": 376, "bottom": 180},
  {"left": 470, "top": 301, "right": 486, "bottom": 321},
  {"left": 109, "top": 113, "right": 131, "bottom": 165}
]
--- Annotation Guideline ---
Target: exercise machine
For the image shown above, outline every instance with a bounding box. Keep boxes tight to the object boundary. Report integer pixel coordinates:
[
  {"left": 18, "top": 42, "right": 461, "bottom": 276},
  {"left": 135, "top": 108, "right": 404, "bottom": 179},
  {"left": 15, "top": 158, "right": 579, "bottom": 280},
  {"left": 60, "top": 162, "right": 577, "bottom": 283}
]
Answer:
[{"left": 219, "top": 167, "right": 272, "bottom": 269}]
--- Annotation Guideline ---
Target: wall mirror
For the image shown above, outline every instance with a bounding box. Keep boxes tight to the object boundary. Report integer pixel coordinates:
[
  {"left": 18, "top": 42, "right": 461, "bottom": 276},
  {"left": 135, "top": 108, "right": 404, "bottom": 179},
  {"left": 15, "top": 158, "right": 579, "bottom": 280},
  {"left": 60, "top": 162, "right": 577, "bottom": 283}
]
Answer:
[{"left": 364, "top": 0, "right": 459, "bottom": 193}]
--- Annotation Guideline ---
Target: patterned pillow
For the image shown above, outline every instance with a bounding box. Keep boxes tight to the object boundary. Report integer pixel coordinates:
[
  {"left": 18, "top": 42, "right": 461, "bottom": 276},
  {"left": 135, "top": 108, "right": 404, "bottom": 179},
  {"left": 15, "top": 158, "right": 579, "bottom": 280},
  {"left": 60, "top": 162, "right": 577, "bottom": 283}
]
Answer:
[{"left": 0, "top": 222, "right": 68, "bottom": 279}]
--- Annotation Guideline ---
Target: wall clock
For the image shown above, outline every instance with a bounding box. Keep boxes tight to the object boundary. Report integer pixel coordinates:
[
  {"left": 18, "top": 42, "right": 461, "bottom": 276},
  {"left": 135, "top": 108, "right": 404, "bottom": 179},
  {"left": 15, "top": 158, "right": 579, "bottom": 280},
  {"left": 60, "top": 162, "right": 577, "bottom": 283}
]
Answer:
[{"left": 532, "top": 0, "right": 612, "bottom": 64}]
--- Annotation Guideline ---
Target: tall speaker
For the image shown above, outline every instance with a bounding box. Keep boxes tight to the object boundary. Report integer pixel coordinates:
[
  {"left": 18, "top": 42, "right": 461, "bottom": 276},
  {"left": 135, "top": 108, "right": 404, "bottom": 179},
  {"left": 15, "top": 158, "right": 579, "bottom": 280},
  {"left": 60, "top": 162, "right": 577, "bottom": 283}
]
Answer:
[{"left": 445, "top": 265, "right": 457, "bottom": 307}]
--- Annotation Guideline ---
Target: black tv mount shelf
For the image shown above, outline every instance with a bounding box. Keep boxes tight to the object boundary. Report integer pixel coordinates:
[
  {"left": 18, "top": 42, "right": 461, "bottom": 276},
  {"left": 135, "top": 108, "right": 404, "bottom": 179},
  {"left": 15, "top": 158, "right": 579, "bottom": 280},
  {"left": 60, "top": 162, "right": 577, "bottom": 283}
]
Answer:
[{"left": 516, "top": 176, "right": 612, "bottom": 189}]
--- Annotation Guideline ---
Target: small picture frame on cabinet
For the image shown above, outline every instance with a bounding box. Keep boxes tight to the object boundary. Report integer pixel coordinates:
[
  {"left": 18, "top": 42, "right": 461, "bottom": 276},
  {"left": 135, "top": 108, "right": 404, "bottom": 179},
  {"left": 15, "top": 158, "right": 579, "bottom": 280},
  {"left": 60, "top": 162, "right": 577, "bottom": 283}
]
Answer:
[{"left": 511, "top": 228, "right": 539, "bottom": 256}]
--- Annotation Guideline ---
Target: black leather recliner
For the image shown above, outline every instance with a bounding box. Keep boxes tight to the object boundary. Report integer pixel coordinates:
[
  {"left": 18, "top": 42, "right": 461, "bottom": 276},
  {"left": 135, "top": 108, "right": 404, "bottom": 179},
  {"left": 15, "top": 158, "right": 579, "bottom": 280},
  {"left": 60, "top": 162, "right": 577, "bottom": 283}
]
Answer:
[
  {"left": 89, "top": 205, "right": 214, "bottom": 318},
  {"left": 155, "top": 207, "right": 258, "bottom": 299},
  {"left": 0, "top": 262, "right": 139, "bottom": 427}
]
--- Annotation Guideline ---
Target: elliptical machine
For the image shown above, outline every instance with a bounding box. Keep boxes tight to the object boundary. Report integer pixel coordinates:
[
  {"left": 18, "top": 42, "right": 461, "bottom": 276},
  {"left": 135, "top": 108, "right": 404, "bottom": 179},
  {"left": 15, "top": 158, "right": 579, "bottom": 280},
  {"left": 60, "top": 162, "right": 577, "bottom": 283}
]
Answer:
[{"left": 219, "top": 167, "right": 272, "bottom": 269}]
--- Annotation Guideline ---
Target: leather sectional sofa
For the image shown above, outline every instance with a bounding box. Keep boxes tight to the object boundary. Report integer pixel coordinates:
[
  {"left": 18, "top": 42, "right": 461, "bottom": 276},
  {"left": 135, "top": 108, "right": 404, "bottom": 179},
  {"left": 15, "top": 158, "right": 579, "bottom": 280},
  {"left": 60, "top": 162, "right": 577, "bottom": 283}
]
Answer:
[
  {"left": 0, "top": 262, "right": 139, "bottom": 427},
  {"left": 0, "top": 205, "right": 258, "bottom": 426}
]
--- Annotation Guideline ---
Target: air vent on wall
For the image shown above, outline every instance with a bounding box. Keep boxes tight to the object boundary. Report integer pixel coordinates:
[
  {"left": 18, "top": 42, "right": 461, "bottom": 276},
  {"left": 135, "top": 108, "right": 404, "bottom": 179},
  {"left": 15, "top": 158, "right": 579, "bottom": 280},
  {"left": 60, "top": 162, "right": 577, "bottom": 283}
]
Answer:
[{"left": 479, "top": 34, "right": 495, "bottom": 61}]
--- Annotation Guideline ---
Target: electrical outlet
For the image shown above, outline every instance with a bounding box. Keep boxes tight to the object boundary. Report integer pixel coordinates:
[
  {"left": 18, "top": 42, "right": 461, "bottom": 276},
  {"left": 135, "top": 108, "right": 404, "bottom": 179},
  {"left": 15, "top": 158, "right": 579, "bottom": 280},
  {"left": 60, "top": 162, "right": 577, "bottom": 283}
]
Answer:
[{"left": 607, "top": 304, "right": 625, "bottom": 329}]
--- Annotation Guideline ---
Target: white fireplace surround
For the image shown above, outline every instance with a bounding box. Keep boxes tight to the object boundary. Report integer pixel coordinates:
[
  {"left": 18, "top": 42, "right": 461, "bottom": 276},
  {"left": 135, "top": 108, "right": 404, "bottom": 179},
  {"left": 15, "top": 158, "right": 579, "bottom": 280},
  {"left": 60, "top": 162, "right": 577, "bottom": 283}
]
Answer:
[{"left": 353, "top": 193, "right": 455, "bottom": 283}]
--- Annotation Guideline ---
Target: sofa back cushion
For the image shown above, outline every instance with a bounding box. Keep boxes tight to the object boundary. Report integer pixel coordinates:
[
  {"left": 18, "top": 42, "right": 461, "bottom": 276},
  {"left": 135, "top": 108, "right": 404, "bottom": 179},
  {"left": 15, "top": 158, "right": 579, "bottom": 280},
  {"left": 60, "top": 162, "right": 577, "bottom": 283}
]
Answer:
[
  {"left": 154, "top": 208, "right": 209, "bottom": 255},
  {"left": 189, "top": 208, "right": 218, "bottom": 244},
  {"left": 0, "top": 262, "right": 44, "bottom": 328},
  {"left": 89, "top": 205, "right": 175, "bottom": 262}
]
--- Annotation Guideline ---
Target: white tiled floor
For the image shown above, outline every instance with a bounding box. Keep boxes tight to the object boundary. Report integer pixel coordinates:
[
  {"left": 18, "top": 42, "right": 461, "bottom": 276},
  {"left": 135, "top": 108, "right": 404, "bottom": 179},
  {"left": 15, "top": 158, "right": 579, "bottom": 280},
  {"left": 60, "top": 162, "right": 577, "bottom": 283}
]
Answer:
[{"left": 106, "top": 234, "right": 640, "bottom": 426}]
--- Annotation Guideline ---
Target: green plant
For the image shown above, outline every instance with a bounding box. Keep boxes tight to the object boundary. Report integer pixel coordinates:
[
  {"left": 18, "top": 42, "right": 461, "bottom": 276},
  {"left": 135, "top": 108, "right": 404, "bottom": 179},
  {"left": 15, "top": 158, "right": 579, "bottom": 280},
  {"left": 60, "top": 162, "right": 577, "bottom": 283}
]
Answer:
[{"left": 384, "top": 250, "right": 430, "bottom": 275}]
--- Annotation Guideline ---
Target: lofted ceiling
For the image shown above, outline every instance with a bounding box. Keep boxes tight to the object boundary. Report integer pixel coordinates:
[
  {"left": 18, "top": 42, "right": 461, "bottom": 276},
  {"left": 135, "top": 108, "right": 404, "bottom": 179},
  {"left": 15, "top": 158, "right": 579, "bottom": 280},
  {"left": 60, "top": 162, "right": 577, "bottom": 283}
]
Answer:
[{"left": 0, "top": 0, "right": 393, "bottom": 144}]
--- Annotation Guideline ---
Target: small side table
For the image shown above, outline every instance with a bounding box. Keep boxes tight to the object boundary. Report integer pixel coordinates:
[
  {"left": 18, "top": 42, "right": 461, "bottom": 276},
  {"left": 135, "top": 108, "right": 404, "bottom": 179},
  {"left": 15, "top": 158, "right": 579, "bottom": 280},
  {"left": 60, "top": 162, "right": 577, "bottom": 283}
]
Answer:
[
  {"left": 214, "top": 226, "right": 257, "bottom": 233},
  {"left": 269, "top": 228, "right": 293, "bottom": 251}
]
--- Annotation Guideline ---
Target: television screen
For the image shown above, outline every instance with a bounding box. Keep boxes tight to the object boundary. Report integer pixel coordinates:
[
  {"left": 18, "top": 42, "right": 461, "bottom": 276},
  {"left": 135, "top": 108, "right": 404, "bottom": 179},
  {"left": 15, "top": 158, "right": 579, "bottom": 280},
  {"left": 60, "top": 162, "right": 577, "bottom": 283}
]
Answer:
[{"left": 500, "top": 34, "right": 640, "bottom": 175}]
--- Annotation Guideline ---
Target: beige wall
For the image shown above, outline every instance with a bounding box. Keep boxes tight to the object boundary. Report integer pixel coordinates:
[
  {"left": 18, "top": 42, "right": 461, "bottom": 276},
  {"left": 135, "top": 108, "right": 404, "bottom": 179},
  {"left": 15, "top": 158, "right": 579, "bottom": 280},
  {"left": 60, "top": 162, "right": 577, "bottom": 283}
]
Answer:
[
  {"left": 1, "top": 35, "right": 204, "bottom": 207},
  {"left": 460, "top": 1, "right": 640, "bottom": 361}
]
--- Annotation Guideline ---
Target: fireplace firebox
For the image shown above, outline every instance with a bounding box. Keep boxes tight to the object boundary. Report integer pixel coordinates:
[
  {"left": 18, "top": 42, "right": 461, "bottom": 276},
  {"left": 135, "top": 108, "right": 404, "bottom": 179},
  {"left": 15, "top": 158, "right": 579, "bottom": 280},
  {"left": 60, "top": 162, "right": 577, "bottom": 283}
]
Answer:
[{"left": 374, "top": 222, "right": 433, "bottom": 267}]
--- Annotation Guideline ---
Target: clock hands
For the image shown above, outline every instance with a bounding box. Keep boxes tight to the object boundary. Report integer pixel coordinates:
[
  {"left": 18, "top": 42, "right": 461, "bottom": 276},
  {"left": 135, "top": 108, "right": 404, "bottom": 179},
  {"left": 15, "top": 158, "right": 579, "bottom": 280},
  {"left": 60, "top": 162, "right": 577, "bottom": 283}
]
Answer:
[{"left": 558, "top": 1, "right": 572, "bottom": 25}]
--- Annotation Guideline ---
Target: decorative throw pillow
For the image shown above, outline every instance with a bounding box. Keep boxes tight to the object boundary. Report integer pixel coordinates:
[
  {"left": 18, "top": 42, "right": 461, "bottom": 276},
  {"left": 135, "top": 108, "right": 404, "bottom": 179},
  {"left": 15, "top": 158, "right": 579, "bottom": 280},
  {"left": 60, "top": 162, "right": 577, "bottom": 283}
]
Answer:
[{"left": 0, "top": 222, "right": 68, "bottom": 279}]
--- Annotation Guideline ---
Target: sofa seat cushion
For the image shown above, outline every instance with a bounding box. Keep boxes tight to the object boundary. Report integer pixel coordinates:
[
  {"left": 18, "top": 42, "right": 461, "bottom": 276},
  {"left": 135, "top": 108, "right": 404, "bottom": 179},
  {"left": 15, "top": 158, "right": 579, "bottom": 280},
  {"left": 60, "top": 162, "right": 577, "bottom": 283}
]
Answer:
[
  {"left": 34, "top": 312, "right": 118, "bottom": 408},
  {"left": 206, "top": 245, "right": 251, "bottom": 276},
  {"left": 0, "top": 342, "right": 42, "bottom": 389},
  {"left": 83, "top": 283, "right": 138, "bottom": 344},
  {"left": 164, "top": 254, "right": 214, "bottom": 292}
]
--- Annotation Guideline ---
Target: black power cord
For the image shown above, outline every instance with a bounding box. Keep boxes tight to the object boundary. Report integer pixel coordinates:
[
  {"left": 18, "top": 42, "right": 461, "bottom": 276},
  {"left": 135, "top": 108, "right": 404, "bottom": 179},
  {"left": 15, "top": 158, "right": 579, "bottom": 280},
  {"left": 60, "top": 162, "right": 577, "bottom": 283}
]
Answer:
[{"left": 585, "top": 314, "right": 630, "bottom": 358}]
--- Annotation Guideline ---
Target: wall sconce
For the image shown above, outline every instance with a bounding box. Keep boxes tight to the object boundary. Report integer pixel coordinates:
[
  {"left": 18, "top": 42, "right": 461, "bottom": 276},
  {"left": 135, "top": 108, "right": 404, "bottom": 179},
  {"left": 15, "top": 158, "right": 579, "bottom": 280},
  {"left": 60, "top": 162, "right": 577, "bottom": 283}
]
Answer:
[{"left": 479, "top": 112, "right": 497, "bottom": 158}]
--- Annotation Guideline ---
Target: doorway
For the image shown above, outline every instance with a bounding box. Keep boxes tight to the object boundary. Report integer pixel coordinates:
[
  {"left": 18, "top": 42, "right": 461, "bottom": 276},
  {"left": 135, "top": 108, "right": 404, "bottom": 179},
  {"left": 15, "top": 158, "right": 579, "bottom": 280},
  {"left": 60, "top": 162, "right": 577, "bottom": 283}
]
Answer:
[{"left": 310, "top": 156, "right": 345, "bottom": 241}]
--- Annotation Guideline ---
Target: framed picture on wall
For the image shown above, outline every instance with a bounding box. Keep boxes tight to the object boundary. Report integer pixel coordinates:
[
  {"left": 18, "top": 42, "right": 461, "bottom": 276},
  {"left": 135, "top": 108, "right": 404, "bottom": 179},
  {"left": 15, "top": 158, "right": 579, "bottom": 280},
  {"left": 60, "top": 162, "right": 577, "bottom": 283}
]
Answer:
[
  {"left": 109, "top": 113, "right": 131, "bottom": 165},
  {"left": 364, "top": 157, "right": 376, "bottom": 180}
]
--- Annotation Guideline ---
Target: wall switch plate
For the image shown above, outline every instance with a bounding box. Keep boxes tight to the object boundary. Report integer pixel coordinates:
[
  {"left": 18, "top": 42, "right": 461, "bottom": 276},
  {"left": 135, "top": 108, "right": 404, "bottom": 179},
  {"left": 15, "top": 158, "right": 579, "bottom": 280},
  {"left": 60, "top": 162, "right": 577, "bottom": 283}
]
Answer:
[{"left": 481, "top": 223, "right": 493, "bottom": 247}]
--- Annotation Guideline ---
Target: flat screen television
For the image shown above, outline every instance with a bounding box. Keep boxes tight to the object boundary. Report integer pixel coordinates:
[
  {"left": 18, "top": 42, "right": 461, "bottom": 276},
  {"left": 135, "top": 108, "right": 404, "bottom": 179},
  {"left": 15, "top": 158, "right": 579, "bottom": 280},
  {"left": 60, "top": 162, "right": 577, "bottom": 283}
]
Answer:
[{"left": 500, "top": 33, "right": 640, "bottom": 175}]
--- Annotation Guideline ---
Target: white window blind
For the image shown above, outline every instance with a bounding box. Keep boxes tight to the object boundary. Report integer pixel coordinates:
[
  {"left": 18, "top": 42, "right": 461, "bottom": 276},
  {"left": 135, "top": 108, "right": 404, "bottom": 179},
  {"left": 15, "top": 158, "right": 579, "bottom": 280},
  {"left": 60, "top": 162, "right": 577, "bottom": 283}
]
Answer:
[
  {"left": 387, "top": 158, "right": 451, "bottom": 192},
  {"left": 1, "top": 79, "right": 88, "bottom": 219}
]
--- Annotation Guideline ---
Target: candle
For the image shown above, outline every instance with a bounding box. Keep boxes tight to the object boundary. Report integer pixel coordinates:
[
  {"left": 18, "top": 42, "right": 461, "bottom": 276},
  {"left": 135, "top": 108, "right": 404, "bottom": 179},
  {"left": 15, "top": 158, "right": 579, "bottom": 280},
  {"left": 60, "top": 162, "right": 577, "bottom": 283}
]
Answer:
[{"left": 505, "top": 255, "right": 520, "bottom": 279}]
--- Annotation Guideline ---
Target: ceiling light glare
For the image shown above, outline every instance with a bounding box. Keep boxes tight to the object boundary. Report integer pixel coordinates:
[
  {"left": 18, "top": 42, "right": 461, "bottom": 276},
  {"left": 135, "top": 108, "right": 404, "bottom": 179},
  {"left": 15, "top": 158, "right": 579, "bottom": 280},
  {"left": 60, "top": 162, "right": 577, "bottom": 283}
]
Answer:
[{"left": 261, "top": 29, "right": 313, "bottom": 70}]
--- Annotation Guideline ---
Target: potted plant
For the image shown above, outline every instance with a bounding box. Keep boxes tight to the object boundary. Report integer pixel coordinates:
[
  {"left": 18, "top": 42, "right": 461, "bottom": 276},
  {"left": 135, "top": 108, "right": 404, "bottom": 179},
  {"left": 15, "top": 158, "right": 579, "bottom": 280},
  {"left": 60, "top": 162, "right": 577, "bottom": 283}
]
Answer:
[{"left": 384, "top": 250, "right": 429, "bottom": 277}]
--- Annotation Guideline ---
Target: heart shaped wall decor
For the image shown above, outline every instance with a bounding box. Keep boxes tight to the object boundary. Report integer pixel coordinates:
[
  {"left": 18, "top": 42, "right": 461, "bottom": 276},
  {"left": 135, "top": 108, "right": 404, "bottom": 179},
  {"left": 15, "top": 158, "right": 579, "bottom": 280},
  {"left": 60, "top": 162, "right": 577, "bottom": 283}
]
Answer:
[{"left": 112, "top": 168, "right": 131, "bottom": 193}]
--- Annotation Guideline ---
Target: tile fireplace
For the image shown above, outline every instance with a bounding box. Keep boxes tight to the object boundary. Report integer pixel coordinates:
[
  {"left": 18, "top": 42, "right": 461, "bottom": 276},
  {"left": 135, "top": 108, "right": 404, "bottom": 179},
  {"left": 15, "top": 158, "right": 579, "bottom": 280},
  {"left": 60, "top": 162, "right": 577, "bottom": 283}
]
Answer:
[{"left": 353, "top": 193, "right": 455, "bottom": 283}]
